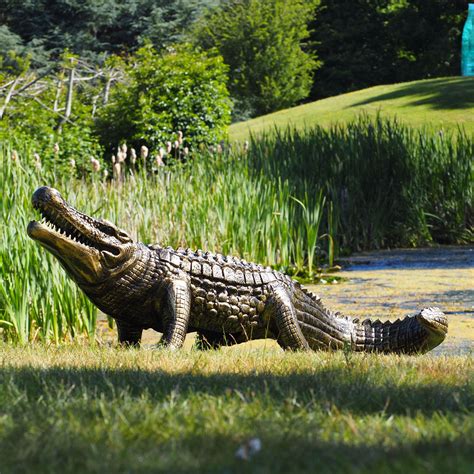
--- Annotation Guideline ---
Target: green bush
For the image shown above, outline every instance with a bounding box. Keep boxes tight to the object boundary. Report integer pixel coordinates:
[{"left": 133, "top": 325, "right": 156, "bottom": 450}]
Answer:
[
  {"left": 193, "top": 0, "right": 318, "bottom": 119},
  {"left": 95, "top": 43, "right": 232, "bottom": 153}
]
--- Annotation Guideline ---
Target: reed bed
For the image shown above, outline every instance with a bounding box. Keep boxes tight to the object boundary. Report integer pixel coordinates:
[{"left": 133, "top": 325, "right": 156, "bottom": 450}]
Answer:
[
  {"left": 249, "top": 116, "right": 473, "bottom": 250},
  {"left": 1, "top": 116, "right": 472, "bottom": 343},
  {"left": 0, "top": 143, "right": 326, "bottom": 343}
]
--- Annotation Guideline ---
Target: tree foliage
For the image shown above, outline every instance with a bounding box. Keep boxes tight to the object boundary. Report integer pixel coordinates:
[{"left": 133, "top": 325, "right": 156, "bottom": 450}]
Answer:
[
  {"left": 310, "top": 0, "right": 466, "bottom": 99},
  {"left": 0, "top": 0, "right": 469, "bottom": 129},
  {"left": 95, "top": 43, "right": 231, "bottom": 152},
  {"left": 193, "top": 0, "right": 319, "bottom": 118},
  {"left": 386, "top": 0, "right": 465, "bottom": 81},
  {"left": 0, "top": 0, "right": 218, "bottom": 64}
]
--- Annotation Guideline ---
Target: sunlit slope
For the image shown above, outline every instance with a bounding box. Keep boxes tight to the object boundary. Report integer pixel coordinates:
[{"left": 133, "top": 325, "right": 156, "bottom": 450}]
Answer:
[{"left": 229, "top": 77, "right": 474, "bottom": 141}]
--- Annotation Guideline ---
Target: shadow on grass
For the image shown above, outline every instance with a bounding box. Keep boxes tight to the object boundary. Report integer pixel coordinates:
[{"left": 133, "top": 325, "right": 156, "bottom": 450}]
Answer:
[
  {"left": 349, "top": 77, "right": 474, "bottom": 111},
  {"left": 441, "top": 288, "right": 474, "bottom": 304},
  {"left": 0, "top": 431, "right": 471, "bottom": 474},
  {"left": 2, "top": 364, "right": 471, "bottom": 416}
]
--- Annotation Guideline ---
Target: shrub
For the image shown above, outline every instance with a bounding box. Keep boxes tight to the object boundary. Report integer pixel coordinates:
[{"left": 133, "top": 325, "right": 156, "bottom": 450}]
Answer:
[
  {"left": 95, "top": 43, "right": 232, "bottom": 154},
  {"left": 0, "top": 53, "right": 104, "bottom": 175},
  {"left": 193, "top": 0, "right": 318, "bottom": 119}
]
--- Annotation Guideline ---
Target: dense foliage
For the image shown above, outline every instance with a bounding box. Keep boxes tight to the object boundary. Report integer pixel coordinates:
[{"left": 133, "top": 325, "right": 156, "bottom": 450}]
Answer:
[
  {"left": 309, "top": 0, "right": 466, "bottom": 99},
  {"left": 96, "top": 44, "right": 231, "bottom": 152},
  {"left": 193, "top": 0, "right": 318, "bottom": 119},
  {"left": 0, "top": 45, "right": 230, "bottom": 168},
  {"left": 1, "top": 0, "right": 467, "bottom": 113},
  {"left": 0, "top": 0, "right": 218, "bottom": 66},
  {"left": 249, "top": 116, "right": 473, "bottom": 250},
  {"left": 2, "top": 0, "right": 317, "bottom": 120},
  {"left": 0, "top": 53, "right": 103, "bottom": 173}
]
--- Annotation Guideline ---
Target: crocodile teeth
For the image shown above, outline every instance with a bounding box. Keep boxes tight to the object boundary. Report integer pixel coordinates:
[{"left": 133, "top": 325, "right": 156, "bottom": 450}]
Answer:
[{"left": 37, "top": 209, "right": 96, "bottom": 249}]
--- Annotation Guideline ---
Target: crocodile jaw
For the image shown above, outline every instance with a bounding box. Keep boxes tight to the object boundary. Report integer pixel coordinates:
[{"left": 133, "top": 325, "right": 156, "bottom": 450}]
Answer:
[
  {"left": 27, "top": 219, "right": 103, "bottom": 284},
  {"left": 27, "top": 186, "right": 136, "bottom": 285}
]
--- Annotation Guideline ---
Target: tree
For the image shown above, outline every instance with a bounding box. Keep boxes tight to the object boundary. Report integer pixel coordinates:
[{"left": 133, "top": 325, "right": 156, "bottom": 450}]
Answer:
[
  {"left": 193, "top": 0, "right": 319, "bottom": 119},
  {"left": 309, "top": 0, "right": 396, "bottom": 100},
  {"left": 95, "top": 43, "right": 231, "bottom": 152},
  {"left": 386, "top": 0, "right": 465, "bottom": 81},
  {"left": 308, "top": 0, "right": 466, "bottom": 100},
  {"left": 0, "top": 0, "right": 219, "bottom": 66}
]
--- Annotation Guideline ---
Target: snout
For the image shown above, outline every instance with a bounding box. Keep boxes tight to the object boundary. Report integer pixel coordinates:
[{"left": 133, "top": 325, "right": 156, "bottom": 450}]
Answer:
[{"left": 32, "top": 186, "right": 64, "bottom": 208}]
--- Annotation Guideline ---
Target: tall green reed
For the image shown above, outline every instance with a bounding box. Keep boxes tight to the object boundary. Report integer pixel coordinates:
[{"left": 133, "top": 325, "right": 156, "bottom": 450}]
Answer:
[
  {"left": 0, "top": 143, "right": 326, "bottom": 343},
  {"left": 248, "top": 116, "right": 473, "bottom": 250}
]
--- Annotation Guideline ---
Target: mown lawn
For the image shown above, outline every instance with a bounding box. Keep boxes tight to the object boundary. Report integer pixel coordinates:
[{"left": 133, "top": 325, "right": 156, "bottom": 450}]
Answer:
[
  {"left": 0, "top": 344, "right": 472, "bottom": 473},
  {"left": 229, "top": 76, "right": 474, "bottom": 141}
]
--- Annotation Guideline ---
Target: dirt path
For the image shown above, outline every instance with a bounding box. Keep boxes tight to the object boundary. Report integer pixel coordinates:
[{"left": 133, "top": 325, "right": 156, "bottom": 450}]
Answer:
[{"left": 311, "top": 246, "right": 473, "bottom": 355}]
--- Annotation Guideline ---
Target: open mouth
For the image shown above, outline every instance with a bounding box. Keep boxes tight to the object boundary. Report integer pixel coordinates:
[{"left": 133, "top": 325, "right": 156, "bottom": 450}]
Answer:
[
  {"left": 32, "top": 200, "right": 100, "bottom": 250},
  {"left": 28, "top": 187, "right": 126, "bottom": 261},
  {"left": 30, "top": 198, "right": 120, "bottom": 258}
]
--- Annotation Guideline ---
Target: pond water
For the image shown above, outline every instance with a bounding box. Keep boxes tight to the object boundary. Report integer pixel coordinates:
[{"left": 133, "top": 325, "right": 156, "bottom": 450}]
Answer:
[{"left": 312, "top": 246, "right": 474, "bottom": 355}]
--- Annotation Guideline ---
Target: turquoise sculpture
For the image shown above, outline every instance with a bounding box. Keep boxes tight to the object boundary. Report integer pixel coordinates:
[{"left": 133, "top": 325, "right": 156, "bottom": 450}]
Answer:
[{"left": 462, "top": 4, "right": 474, "bottom": 76}]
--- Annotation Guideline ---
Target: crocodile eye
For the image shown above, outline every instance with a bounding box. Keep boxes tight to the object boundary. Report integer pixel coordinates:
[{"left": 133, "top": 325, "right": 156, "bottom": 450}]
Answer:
[
  {"left": 98, "top": 219, "right": 113, "bottom": 225},
  {"left": 117, "top": 230, "right": 131, "bottom": 242}
]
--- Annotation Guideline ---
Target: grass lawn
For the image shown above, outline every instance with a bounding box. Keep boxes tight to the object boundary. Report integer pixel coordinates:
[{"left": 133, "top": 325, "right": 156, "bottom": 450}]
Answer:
[
  {"left": 229, "top": 77, "right": 474, "bottom": 141},
  {"left": 0, "top": 344, "right": 472, "bottom": 473}
]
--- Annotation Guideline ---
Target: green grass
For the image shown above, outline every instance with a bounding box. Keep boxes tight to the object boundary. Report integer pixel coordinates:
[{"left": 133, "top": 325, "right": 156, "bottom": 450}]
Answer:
[
  {"left": 229, "top": 77, "right": 474, "bottom": 141},
  {"left": 0, "top": 344, "right": 472, "bottom": 473}
]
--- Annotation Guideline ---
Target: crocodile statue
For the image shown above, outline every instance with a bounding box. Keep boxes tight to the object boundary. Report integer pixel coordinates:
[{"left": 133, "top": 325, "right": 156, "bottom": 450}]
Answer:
[{"left": 27, "top": 186, "right": 448, "bottom": 353}]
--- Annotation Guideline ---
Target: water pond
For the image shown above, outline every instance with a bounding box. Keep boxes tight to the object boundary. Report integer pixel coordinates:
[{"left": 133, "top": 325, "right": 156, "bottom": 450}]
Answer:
[{"left": 314, "top": 246, "right": 473, "bottom": 355}]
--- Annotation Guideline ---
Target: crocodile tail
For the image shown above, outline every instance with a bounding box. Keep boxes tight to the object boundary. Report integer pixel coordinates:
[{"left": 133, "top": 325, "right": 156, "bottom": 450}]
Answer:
[
  {"left": 293, "top": 287, "right": 447, "bottom": 354},
  {"left": 352, "top": 307, "right": 448, "bottom": 354}
]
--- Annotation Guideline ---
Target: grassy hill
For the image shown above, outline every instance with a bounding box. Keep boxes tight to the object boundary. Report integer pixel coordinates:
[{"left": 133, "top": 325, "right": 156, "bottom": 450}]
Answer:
[{"left": 229, "top": 77, "right": 474, "bottom": 141}]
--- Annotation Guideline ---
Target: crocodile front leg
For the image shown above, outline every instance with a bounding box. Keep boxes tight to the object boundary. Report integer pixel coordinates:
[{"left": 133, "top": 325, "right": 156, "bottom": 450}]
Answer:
[
  {"left": 116, "top": 319, "right": 143, "bottom": 347},
  {"left": 158, "top": 277, "right": 192, "bottom": 349}
]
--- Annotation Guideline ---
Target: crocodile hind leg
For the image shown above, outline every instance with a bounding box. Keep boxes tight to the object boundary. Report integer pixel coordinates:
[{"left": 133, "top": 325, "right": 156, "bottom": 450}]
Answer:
[
  {"left": 116, "top": 319, "right": 143, "bottom": 347},
  {"left": 158, "top": 277, "right": 191, "bottom": 349},
  {"left": 266, "top": 285, "right": 309, "bottom": 351}
]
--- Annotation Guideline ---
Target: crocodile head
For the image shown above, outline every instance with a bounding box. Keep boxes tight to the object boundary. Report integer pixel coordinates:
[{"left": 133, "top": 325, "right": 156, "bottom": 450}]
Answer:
[{"left": 27, "top": 186, "right": 138, "bottom": 286}]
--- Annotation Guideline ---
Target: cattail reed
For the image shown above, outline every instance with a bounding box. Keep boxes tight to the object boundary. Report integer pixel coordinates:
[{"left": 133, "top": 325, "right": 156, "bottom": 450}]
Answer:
[
  {"left": 90, "top": 157, "right": 101, "bottom": 172},
  {"left": 130, "top": 148, "right": 137, "bottom": 165},
  {"left": 33, "top": 153, "right": 41, "bottom": 171}
]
